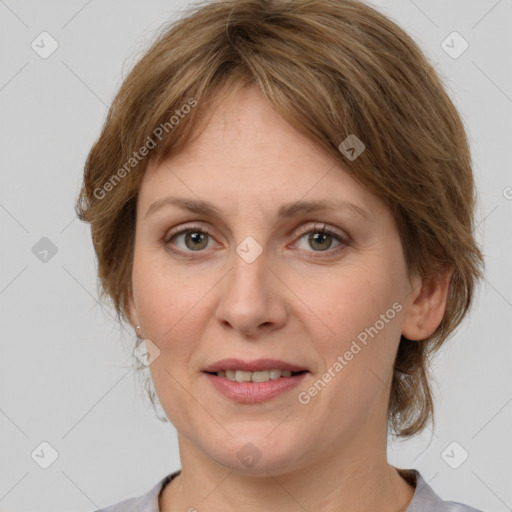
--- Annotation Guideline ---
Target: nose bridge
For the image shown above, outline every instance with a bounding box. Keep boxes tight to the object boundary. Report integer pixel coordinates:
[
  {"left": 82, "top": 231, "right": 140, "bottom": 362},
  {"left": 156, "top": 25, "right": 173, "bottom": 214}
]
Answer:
[
  {"left": 229, "top": 235, "right": 269, "bottom": 301},
  {"left": 215, "top": 233, "right": 287, "bottom": 334}
]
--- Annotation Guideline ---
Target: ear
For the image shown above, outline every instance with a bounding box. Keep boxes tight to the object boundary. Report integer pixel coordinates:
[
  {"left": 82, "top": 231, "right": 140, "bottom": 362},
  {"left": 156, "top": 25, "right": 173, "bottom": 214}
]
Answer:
[{"left": 402, "top": 265, "right": 453, "bottom": 341}]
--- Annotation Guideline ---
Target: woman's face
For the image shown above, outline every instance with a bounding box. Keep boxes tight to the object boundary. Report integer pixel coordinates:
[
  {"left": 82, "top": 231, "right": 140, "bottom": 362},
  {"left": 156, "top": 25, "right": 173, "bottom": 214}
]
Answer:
[{"left": 129, "top": 86, "right": 422, "bottom": 475}]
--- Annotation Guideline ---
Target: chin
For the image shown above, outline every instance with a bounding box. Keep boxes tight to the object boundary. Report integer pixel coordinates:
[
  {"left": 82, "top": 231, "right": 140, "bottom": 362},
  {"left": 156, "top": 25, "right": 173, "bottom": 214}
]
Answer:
[{"left": 201, "top": 431, "right": 309, "bottom": 476}]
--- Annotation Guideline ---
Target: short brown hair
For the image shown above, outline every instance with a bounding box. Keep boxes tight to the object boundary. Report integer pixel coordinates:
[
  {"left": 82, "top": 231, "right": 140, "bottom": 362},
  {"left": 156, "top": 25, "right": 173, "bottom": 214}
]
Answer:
[{"left": 76, "top": 0, "right": 484, "bottom": 439}]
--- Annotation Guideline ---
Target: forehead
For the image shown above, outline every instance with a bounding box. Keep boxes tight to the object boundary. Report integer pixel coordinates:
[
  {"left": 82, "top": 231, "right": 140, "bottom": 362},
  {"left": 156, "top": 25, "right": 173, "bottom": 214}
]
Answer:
[{"left": 138, "top": 86, "right": 385, "bottom": 222}]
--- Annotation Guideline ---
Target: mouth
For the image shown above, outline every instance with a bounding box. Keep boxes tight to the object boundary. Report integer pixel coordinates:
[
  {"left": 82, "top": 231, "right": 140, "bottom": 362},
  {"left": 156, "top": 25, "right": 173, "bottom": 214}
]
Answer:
[
  {"left": 202, "top": 358, "right": 310, "bottom": 403},
  {"left": 205, "top": 369, "right": 308, "bottom": 382}
]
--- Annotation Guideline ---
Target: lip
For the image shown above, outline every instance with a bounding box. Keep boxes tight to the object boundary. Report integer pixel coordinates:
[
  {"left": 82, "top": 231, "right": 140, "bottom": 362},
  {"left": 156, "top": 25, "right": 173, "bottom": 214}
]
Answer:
[
  {"left": 203, "top": 358, "right": 308, "bottom": 373},
  {"left": 204, "top": 371, "right": 309, "bottom": 404}
]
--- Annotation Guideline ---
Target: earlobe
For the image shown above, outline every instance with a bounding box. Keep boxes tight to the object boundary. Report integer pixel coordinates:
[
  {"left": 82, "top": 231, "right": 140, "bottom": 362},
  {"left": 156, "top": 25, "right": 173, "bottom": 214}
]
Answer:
[{"left": 402, "top": 265, "right": 453, "bottom": 341}]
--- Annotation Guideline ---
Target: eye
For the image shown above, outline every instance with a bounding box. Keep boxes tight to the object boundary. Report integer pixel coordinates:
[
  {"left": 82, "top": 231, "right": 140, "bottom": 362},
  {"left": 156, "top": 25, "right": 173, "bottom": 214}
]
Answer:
[
  {"left": 164, "top": 224, "right": 216, "bottom": 254},
  {"left": 293, "top": 223, "right": 348, "bottom": 256}
]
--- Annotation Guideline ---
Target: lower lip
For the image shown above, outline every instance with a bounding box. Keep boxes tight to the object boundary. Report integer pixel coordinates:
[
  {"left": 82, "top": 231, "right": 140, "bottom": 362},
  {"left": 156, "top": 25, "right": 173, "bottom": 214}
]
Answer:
[{"left": 204, "top": 372, "right": 308, "bottom": 403}]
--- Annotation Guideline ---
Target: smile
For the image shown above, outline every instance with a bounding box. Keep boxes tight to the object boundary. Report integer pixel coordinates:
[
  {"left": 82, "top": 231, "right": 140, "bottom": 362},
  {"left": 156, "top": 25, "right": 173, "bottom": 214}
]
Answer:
[{"left": 203, "top": 370, "right": 309, "bottom": 403}]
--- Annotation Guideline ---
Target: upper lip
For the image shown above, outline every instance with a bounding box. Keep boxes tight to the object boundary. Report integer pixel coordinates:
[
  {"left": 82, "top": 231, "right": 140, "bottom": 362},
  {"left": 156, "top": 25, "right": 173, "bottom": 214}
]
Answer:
[{"left": 203, "top": 358, "right": 309, "bottom": 373}]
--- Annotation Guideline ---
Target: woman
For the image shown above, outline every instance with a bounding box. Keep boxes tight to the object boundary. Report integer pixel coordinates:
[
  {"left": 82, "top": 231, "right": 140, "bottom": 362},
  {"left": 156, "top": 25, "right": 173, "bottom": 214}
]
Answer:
[{"left": 76, "top": 0, "right": 485, "bottom": 510}]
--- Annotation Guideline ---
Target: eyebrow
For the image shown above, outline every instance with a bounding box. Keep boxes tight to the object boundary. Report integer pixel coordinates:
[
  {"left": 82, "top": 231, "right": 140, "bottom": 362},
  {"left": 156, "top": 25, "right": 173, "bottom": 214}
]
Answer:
[{"left": 144, "top": 196, "right": 372, "bottom": 222}]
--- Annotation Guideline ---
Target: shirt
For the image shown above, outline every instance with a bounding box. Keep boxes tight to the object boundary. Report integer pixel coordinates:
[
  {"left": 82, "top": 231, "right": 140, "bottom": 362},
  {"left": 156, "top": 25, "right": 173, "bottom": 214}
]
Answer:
[{"left": 94, "top": 468, "right": 485, "bottom": 512}]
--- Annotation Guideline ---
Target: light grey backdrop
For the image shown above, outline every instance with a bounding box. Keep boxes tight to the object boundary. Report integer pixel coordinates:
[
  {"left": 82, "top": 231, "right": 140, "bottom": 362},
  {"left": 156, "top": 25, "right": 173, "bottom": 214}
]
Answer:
[{"left": 0, "top": 0, "right": 511, "bottom": 511}]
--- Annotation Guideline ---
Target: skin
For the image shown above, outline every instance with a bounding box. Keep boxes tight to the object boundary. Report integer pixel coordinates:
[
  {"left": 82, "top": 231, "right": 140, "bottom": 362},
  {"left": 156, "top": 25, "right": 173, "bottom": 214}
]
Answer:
[{"left": 127, "top": 85, "right": 452, "bottom": 512}]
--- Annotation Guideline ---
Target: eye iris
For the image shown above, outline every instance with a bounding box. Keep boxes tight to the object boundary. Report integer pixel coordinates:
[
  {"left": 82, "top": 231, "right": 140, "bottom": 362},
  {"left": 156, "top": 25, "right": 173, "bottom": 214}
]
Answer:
[
  {"left": 308, "top": 231, "right": 332, "bottom": 251},
  {"left": 185, "top": 231, "right": 208, "bottom": 250}
]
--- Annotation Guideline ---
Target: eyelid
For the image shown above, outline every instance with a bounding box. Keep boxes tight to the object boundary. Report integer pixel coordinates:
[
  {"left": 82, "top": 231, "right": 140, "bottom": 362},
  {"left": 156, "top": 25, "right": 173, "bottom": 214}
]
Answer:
[
  {"left": 164, "top": 222, "right": 212, "bottom": 241},
  {"left": 293, "top": 222, "right": 351, "bottom": 244}
]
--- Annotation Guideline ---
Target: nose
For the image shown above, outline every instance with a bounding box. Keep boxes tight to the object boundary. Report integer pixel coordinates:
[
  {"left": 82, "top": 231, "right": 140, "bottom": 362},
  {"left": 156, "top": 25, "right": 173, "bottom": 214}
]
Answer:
[{"left": 214, "top": 246, "right": 290, "bottom": 339}]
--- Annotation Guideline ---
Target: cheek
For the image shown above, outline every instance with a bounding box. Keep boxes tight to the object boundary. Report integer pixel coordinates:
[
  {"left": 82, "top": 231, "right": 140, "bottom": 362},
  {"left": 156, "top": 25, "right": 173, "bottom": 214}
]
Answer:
[
  {"left": 132, "top": 246, "right": 200, "bottom": 339},
  {"left": 304, "top": 257, "right": 405, "bottom": 402},
  {"left": 302, "top": 269, "right": 403, "bottom": 419},
  {"left": 317, "top": 265, "right": 402, "bottom": 342},
  {"left": 132, "top": 255, "right": 209, "bottom": 424}
]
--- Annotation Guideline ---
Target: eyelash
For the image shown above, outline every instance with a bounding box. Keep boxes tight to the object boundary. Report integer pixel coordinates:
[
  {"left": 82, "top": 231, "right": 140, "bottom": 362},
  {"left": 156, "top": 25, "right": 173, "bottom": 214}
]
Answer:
[{"left": 163, "top": 222, "right": 350, "bottom": 259}]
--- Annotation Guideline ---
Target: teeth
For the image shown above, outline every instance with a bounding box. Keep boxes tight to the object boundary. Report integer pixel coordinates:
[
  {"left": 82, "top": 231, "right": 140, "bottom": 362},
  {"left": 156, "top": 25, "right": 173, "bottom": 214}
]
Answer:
[
  {"left": 269, "top": 369, "right": 282, "bottom": 379},
  {"left": 235, "top": 370, "right": 252, "bottom": 382},
  {"left": 217, "top": 369, "right": 297, "bottom": 382}
]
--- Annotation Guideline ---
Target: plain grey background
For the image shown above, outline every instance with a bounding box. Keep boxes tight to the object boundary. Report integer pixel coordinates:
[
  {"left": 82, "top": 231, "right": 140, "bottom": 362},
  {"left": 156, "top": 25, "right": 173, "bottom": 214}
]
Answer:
[{"left": 0, "top": 0, "right": 511, "bottom": 511}]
